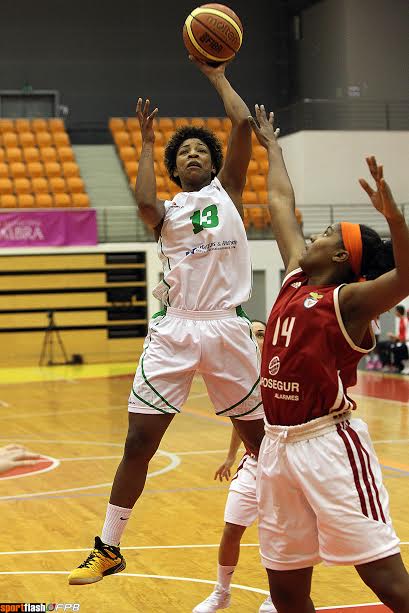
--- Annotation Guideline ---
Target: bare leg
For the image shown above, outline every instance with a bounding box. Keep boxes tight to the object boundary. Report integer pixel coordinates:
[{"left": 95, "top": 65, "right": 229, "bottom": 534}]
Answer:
[
  {"left": 110, "top": 412, "right": 174, "bottom": 508},
  {"left": 356, "top": 553, "right": 409, "bottom": 613},
  {"left": 218, "top": 522, "right": 247, "bottom": 566},
  {"left": 231, "top": 417, "right": 265, "bottom": 456},
  {"left": 267, "top": 567, "right": 315, "bottom": 613}
]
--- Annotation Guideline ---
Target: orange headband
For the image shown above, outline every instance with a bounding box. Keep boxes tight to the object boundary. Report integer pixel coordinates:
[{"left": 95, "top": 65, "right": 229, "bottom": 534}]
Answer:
[{"left": 340, "top": 222, "right": 363, "bottom": 278}]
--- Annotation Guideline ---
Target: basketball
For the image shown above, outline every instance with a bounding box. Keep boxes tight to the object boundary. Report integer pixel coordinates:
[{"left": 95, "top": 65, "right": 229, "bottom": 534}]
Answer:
[{"left": 183, "top": 4, "right": 243, "bottom": 65}]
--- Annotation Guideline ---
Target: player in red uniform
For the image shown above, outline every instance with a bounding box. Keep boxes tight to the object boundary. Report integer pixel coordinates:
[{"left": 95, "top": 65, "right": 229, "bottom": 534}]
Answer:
[{"left": 248, "top": 104, "right": 409, "bottom": 613}]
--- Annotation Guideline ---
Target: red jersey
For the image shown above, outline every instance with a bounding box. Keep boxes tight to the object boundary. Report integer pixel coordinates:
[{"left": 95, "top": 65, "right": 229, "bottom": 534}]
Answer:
[{"left": 261, "top": 268, "right": 374, "bottom": 426}]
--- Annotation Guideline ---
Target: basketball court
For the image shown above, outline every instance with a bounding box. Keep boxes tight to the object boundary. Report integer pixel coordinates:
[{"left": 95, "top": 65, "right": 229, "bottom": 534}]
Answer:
[{"left": 0, "top": 366, "right": 407, "bottom": 612}]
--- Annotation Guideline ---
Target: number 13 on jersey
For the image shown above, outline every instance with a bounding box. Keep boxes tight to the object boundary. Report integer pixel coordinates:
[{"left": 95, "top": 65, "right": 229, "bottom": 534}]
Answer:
[
  {"left": 271, "top": 317, "right": 295, "bottom": 347},
  {"left": 190, "top": 204, "right": 219, "bottom": 234}
]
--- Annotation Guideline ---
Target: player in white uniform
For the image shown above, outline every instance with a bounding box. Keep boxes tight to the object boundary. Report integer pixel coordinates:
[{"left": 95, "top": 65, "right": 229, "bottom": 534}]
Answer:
[
  {"left": 68, "top": 57, "right": 265, "bottom": 586},
  {"left": 193, "top": 321, "right": 276, "bottom": 613}
]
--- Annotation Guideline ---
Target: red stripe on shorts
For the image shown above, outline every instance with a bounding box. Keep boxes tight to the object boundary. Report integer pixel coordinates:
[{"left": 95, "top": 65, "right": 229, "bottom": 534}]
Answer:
[
  {"left": 231, "top": 453, "right": 249, "bottom": 482},
  {"left": 345, "top": 426, "right": 379, "bottom": 521},
  {"left": 347, "top": 426, "right": 386, "bottom": 524},
  {"left": 336, "top": 424, "right": 368, "bottom": 517}
]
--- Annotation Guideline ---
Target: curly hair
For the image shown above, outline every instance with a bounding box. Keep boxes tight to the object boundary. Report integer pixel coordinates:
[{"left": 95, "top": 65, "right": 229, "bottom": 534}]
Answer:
[
  {"left": 164, "top": 126, "right": 224, "bottom": 187},
  {"left": 359, "top": 224, "right": 395, "bottom": 280}
]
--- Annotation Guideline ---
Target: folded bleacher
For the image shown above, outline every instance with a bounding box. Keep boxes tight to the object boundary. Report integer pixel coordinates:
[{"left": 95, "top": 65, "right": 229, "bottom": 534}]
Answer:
[
  {"left": 0, "top": 118, "right": 90, "bottom": 208},
  {"left": 109, "top": 117, "right": 271, "bottom": 230}
]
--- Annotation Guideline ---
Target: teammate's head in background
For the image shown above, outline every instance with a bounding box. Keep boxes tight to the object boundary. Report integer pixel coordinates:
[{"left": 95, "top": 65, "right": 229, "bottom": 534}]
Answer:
[
  {"left": 165, "top": 126, "right": 223, "bottom": 191},
  {"left": 251, "top": 320, "right": 266, "bottom": 351},
  {"left": 299, "top": 223, "right": 394, "bottom": 284}
]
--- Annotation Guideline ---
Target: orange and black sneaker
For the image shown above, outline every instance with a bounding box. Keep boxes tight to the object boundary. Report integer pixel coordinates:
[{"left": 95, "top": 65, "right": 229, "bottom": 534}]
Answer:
[{"left": 68, "top": 536, "right": 126, "bottom": 585}]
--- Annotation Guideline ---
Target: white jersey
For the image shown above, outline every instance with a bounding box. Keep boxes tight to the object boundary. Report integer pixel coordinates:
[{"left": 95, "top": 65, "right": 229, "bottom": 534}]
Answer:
[{"left": 153, "top": 177, "right": 252, "bottom": 311}]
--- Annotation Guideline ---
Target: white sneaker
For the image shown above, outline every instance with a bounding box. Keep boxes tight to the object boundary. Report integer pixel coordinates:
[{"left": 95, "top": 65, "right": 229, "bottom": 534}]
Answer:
[
  {"left": 192, "top": 584, "right": 231, "bottom": 612},
  {"left": 259, "top": 595, "right": 277, "bottom": 613}
]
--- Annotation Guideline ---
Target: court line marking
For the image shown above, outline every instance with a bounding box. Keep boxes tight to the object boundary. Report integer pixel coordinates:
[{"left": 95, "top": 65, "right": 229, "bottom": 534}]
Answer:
[
  {"left": 0, "top": 393, "right": 214, "bottom": 422},
  {"left": 0, "top": 570, "right": 387, "bottom": 607},
  {"left": 58, "top": 449, "right": 229, "bottom": 461},
  {"left": 0, "top": 570, "right": 269, "bottom": 595},
  {"left": 373, "top": 439, "right": 409, "bottom": 444},
  {"left": 317, "top": 605, "right": 382, "bottom": 611},
  {"left": 0, "top": 405, "right": 125, "bottom": 421},
  {"left": 353, "top": 393, "right": 408, "bottom": 407},
  {"left": 0, "top": 449, "right": 180, "bottom": 501},
  {"left": 0, "top": 542, "right": 407, "bottom": 556},
  {"left": 0, "top": 455, "right": 60, "bottom": 481}
]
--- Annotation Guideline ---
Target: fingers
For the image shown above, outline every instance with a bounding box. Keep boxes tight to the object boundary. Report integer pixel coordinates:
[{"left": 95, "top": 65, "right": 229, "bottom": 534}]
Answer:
[
  {"left": 366, "top": 155, "right": 383, "bottom": 183},
  {"left": 136, "top": 98, "right": 142, "bottom": 115},
  {"left": 14, "top": 459, "right": 41, "bottom": 467},
  {"left": 358, "top": 178, "right": 374, "bottom": 197},
  {"left": 13, "top": 452, "right": 41, "bottom": 461},
  {"left": 148, "top": 108, "right": 159, "bottom": 123},
  {"left": 143, "top": 99, "right": 150, "bottom": 117},
  {"left": 380, "top": 178, "right": 395, "bottom": 203}
]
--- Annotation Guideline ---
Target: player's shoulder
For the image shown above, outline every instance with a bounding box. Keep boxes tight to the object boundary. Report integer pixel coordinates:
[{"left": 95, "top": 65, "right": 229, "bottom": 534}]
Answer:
[{"left": 281, "top": 267, "right": 306, "bottom": 290}]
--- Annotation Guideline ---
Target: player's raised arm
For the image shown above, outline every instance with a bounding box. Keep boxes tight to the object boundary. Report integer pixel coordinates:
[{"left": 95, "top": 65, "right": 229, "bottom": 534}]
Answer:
[
  {"left": 249, "top": 104, "right": 305, "bottom": 273},
  {"left": 189, "top": 57, "right": 251, "bottom": 214},
  {"left": 339, "top": 156, "right": 409, "bottom": 321},
  {"left": 134, "top": 98, "right": 166, "bottom": 230}
]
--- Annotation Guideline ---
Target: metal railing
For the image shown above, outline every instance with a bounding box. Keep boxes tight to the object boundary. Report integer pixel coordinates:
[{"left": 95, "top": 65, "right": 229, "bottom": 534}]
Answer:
[{"left": 96, "top": 203, "right": 409, "bottom": 243}]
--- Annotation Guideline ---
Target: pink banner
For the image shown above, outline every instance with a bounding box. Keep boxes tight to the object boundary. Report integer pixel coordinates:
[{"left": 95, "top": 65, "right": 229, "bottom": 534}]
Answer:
[{"left": 0, "top": 209, "right": 97, "bottom": 247}]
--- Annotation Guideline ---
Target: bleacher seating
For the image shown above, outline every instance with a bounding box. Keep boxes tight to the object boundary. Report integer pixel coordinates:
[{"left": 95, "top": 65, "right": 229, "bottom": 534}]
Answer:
[
  {"left": 0, "top": 118, "right": 90, "bottom": 208},
  {"left": 109, "top": 116, "right": 275, "bottom": 230}
]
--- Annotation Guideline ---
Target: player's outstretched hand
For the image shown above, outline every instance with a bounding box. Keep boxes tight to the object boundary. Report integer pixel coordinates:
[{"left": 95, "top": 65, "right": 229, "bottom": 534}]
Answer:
[
  {"left": 136, "top": 98, "right": 158, "bottom": 144},
  {"left": 0, "top": 444, "right": 27, "bottom": 454},
  {"left": 359, "top": 156, "right": 402, "bottom": 222},
  {"left": 214, "top": 458, "right": 235, "bottom": 482},
  {"left": 248, "top": 104, "right": 280, "bottom": 150},
  {"left": 0, "top": 449, "right": 41, "bottom": 475},
  {"left": 188, "top": 55, "right": 229, "bottom": 80}
]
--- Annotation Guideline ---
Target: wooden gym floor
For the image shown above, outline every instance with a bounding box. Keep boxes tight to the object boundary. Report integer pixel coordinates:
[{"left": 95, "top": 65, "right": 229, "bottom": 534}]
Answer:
[{"left": 0, "top": 364, "right": 408, "bottom": 612}]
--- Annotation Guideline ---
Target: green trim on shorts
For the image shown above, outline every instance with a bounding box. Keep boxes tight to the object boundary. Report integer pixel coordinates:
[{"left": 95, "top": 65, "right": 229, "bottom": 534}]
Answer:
[
  {"left": 140, "top": 354, "right": 181, "bottom": 413},
  {"left": 151, "top": 307, "right": 167, "bottom": 319},
  {"left": 131, "top": 386, "right": 176, "bottom": 415},
  {"left": 230, "top": 400, "right": 263, "bottom": 418},
  {"left": 160, "top": 237, "right": 172, "bottom": 306},
  {"left": 215, "top": 376, "right": 261, "bottom": 416},
  {"left": 236, "top": 305, "right": 251, "bottom": 322}
]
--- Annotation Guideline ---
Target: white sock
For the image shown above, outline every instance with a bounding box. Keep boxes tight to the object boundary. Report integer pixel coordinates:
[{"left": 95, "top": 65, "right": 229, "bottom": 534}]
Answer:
[
  {"left": 101, "top": 503, "right": 132, "bottom": 546},
  {"left": 217, "top": 564, "right": 236, "bottom": 591}
]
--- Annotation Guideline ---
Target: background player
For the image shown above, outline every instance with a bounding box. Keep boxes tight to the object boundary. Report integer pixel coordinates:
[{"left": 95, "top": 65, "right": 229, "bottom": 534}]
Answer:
[
  {"left": 249, "top": 104, "right": 409, "bottom": 613},
  {"left": 193, "top": 320, "right": 275, "bottom": 613},
  {"left": 68, "top": 57, "right": 265, "bottom": 585}
]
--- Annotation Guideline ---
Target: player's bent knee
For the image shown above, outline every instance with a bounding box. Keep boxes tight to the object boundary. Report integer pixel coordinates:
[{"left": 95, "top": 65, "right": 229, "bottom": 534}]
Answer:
[
  {"left": 224, "top": 522, "right": 246, "bottom": 541},
  {"left": 123, "top": 429, "right": 160, "bottom": 462}
]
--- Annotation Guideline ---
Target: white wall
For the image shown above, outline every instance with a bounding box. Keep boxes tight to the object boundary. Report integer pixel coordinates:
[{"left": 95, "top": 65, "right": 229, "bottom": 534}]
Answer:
[{"left": 279, "top": 131, "right": 409, "bottom": 205}]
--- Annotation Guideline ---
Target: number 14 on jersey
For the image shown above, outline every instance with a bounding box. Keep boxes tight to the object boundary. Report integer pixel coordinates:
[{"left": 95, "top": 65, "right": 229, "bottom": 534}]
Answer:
[{"left": 271, "top": 317, "right": 295, "bottom": 347}]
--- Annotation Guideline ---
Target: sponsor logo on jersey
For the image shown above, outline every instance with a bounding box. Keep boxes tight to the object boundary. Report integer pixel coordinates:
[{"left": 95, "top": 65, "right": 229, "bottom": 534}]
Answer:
[
  {"left": 304, "top": 291, "right": 324, "bottom": 309},
  {"left": 291, "top": 281, "right": 302, "bottom": 288},
  {"left": 268, "top": 356, "right": 280, "bottom": 376},
  {"left": 185, "top": 239, "right": 238, "bottom": 256},
  {"left": 261, "top": 376, "right": 300, "bottom": 401}
]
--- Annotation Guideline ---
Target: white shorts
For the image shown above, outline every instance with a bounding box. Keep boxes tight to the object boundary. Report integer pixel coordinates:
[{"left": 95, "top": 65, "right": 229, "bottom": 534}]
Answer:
[
  {"left": 224, "top": 454, "right": 258, "bottom": 527},
  {"left": 257, "top": 415, "right": 400, "bottom": 571},
  {"left": 128, "top": 306, "right": 263, "bottom": 419}
]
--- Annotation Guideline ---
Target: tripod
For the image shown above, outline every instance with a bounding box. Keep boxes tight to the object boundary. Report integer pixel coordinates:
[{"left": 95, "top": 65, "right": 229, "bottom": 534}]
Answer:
[{"left": 39, "top": 310, "right": 70, "bottom": 366}]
